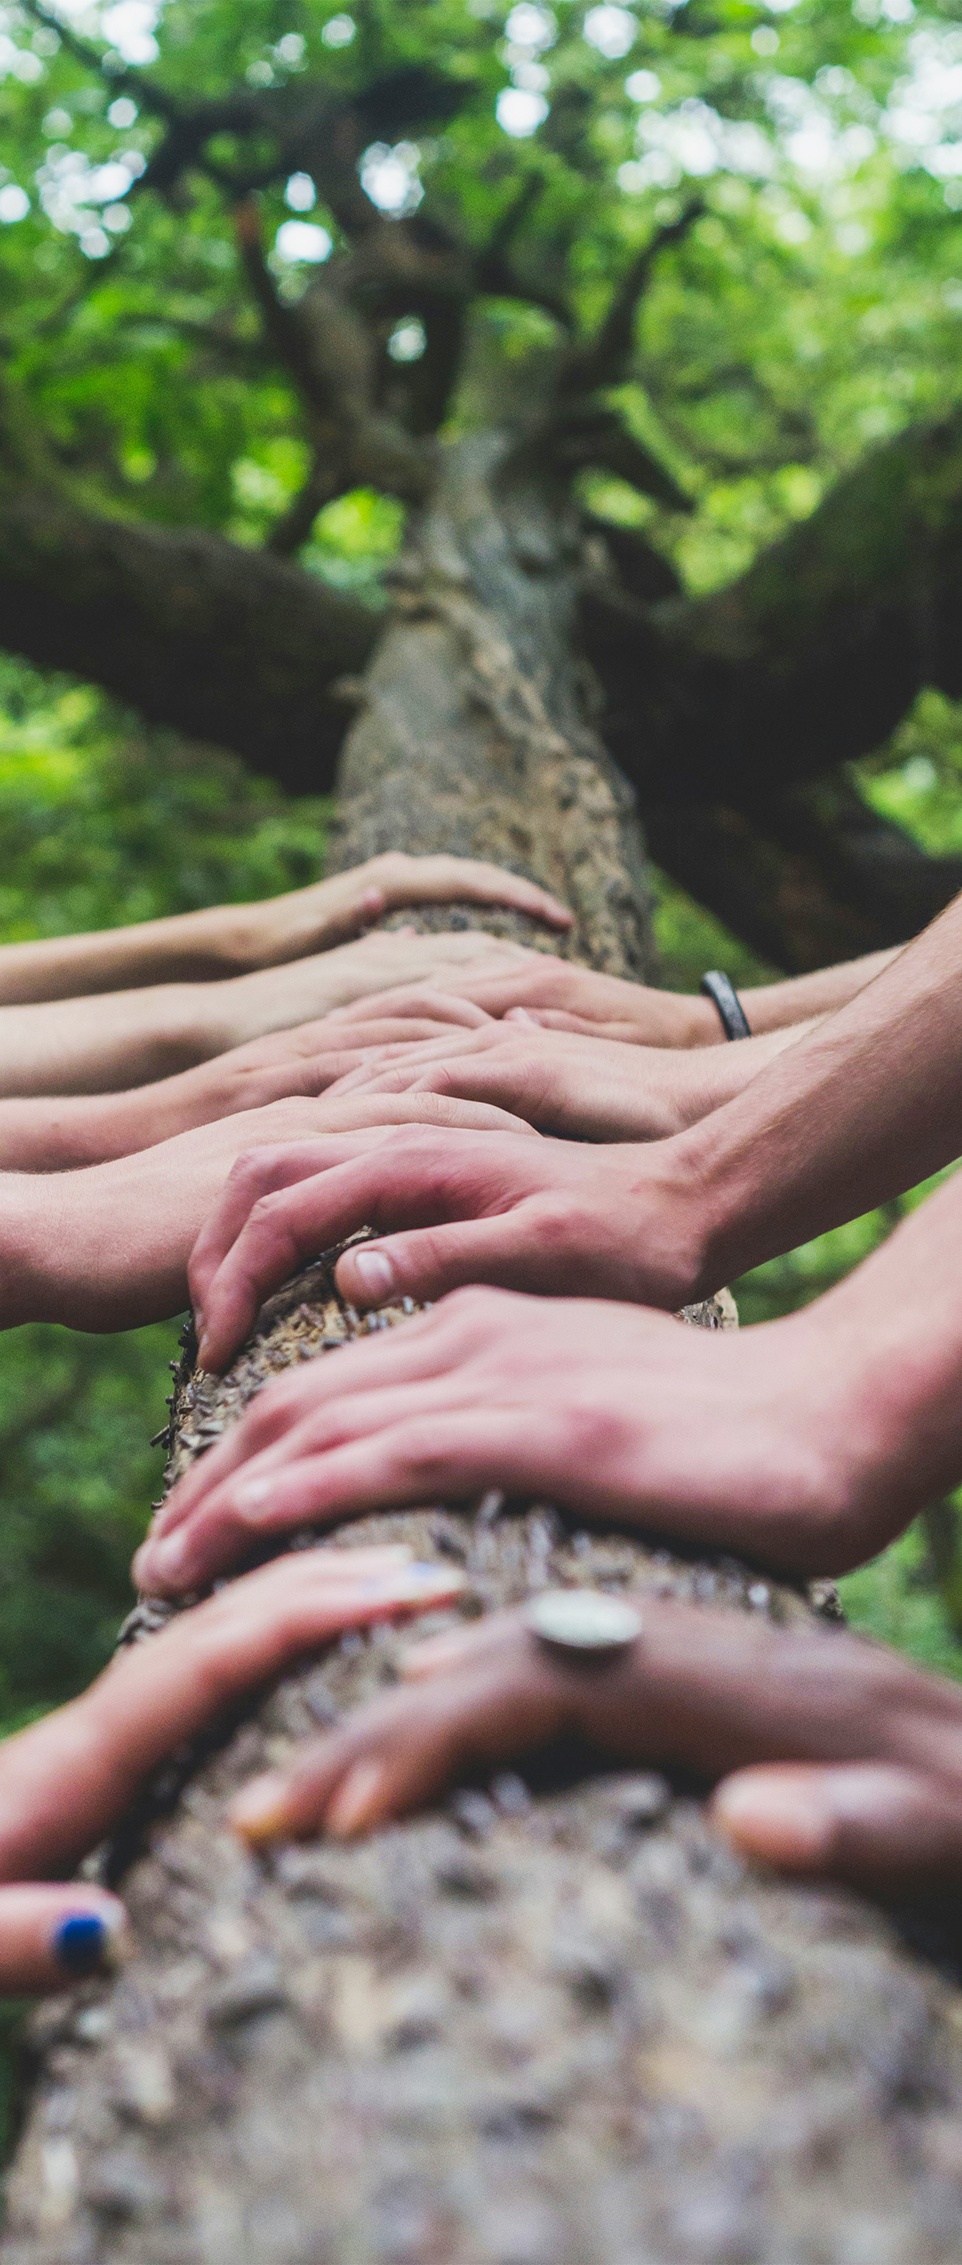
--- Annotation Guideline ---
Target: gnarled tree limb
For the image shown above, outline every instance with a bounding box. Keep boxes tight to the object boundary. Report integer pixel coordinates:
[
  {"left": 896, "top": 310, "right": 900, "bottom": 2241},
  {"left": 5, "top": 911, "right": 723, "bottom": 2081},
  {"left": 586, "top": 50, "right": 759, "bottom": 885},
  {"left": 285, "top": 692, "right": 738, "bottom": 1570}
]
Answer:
[{"left": 0, "top": 476, "right": 375, "bottom": 787}]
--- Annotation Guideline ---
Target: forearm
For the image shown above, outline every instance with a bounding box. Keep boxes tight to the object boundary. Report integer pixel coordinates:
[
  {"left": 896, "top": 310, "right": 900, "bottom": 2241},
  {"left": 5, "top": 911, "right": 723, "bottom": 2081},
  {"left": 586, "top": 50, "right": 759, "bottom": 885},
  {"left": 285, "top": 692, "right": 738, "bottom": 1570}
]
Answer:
[
  {"left": 0, "top": 984, "right": 219, "bottom": 1096},
  {"left": 742, "top": 947, "right": 900, "bottom": 1033},
  {"left": 771, "top": 1167, "right": 962, "bottom": 1555},
  {"left": 676, "top": 897, "right": 962, "bottom": 1290},
  {"left": 637, "top": 1019, "right": 813, "bottom": 1136},
  {"left": 0, "top": 1067, "right": 223, "bottom": 1169},
  {"left": 0, "top": 906, "right": 250, "bottom": 1006},
  {"left": 0, "top": 1121, "right": 251, "bottom": 1332}
]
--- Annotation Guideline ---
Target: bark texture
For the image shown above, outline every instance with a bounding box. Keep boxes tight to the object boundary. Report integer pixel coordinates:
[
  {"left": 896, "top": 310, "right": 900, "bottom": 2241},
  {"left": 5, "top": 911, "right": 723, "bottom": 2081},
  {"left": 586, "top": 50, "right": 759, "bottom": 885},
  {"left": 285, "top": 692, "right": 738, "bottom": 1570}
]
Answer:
[{"left": 7, "top": 444, "right": 962, "bottom": 2265}]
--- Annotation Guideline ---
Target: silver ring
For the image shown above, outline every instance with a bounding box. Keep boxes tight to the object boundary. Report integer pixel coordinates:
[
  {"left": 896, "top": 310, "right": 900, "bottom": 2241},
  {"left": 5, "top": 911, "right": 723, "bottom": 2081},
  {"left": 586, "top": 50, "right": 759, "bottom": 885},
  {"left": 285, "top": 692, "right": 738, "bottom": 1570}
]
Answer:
[{"left": 523, "top": 1588, "right": 643, "bottom": 1659}]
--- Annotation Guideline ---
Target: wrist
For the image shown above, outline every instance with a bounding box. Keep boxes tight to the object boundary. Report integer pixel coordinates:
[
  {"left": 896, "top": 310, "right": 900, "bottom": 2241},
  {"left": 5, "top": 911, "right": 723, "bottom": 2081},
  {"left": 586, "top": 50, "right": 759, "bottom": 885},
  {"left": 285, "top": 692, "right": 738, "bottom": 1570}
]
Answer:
[
  {"left": 672, "top": 991, "right": 728, "bottom": 1047},
  {"left": 0, "top": 1176, "right": 56, "bottom": 1326}
]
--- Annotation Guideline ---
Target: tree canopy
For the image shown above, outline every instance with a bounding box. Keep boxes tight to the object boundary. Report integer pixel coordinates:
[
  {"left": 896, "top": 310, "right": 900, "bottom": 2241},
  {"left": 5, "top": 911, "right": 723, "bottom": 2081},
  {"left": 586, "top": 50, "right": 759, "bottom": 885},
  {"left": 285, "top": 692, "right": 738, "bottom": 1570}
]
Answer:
[{"left": 2, "top": 0, "right": 962, "bottom": 960}]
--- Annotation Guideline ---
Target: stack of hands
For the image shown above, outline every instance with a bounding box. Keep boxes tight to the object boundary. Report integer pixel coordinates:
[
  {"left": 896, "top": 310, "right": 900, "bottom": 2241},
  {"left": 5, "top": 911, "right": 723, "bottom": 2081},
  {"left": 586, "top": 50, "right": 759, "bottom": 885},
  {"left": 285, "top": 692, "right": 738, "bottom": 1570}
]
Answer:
[{"left": 6, "top": 850, "right": 962, "bottom": 1990}]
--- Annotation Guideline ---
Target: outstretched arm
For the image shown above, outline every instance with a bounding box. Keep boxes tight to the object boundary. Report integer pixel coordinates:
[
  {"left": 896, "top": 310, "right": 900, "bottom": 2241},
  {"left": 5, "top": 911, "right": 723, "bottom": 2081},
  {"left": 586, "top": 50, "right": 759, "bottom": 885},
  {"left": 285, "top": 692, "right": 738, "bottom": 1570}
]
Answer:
[
  {"left": 228, "top": 1597, "right": 962, "bottom": 1905},
  {"left": 346, "top": 942, "right": 901, "bottom": 1047},
  {"left": 187, "top": 886, "right": 962, "bottom": 1345},
  {"left": 0, "top": 853, "right": 569, "bottom": 1006},
  {"left": 0, "top": 1089, "right": 535, "bottom": 1335},
  {"left": 0, "top": 1005, "right": 511, "bottom": 1169},
  {"left": 0, "top": 931, "right": 540, "bottom": 1098},
  {"left": 141, "top": 1158, "right": 962, "bottom": 1596},
  {"left": 0, "top": 1542, "right": 458, "bottom": 1993}
]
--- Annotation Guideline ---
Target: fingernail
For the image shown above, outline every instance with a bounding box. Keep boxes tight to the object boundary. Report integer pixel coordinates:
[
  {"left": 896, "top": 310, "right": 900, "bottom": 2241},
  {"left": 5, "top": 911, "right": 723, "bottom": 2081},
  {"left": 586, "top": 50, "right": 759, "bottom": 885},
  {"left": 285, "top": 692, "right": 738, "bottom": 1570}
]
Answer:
[
  {"left": 506, "top": 1007, "right": 537, "bottom": 1023},
  {"left": 53, "top": 1909, "right": 128, "bottom": 1976},
  {"left": 349, "top": 1248, "right": 395, "bottom": 1303},
  {"left": 235, "top": 1477, "right": 272, "bottom": 1514},
  {"left": 712, "top": 1775, "right": 833, "bottom": 1870},
  {"left": 138, "top": 1531, "right": 187, "bottom": 1588},
  {"left": 230, "top": 1772, "right": 291, "bottom": 1845},
  {"left": 327, "top": 1758, "right": 388, "bottom": 1839}
]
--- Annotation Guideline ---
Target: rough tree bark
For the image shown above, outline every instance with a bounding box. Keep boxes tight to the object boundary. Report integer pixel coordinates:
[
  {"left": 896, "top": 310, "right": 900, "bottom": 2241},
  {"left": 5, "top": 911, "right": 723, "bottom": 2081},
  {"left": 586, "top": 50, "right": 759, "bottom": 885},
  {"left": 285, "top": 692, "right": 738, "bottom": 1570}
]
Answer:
[{"left": 6, "top": 441, "right": 962, "bottom": 2265}]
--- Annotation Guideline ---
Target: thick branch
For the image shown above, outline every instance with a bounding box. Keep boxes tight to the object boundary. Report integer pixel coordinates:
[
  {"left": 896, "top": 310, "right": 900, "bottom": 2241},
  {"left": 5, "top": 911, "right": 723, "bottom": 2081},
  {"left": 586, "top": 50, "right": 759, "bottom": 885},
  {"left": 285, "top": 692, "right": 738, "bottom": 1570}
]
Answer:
[
  {"left": 644, "top": 777, "right": 962, "bottom": 972},
  {"left": 0, "top": 478, "right": 375, "bottom": 789},
  {"left": 593, "top": 410, "right": 962, "bottom": 806}
]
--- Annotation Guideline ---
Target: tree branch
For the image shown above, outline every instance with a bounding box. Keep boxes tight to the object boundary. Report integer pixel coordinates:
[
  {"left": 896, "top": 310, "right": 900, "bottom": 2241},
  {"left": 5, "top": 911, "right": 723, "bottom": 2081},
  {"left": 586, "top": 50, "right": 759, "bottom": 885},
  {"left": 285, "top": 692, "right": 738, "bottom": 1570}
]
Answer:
[
  {"left": 594, "top": 409, "right": 962, "bottom": 807},
  {"left": 643, "top": 777, "right": 962, "bottom": 973},
  {"left": 0, "top": 477, "right": 376, "bottom": 790},
  {"left": 560, "top": 200, "right": 705, "bottom": 398}
]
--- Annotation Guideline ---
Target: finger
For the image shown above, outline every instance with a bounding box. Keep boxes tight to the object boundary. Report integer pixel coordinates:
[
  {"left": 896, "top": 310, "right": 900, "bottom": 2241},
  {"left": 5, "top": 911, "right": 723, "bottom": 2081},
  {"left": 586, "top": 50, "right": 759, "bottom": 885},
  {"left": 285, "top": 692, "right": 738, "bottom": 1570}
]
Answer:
[
  {"left": 193, "top": 1114, "right": 533, "bottom": 1365},
  {"left": 195, "top": 1130, "right": 473, "bottom": 1369},
  {"left": 713, "top": 1763, "right": 962, "bottom": 1894},
  {"left": 505, "top": 1007, "right": 620, "bottom": 1037},
  {"left": 334, "top": 1204, "right": 571, "bottom": 1309},
  {"left": 380, "top": 859, "right": 571, "bottom": 930},
  {"left": 0, "top": 1548, "right": 465, "bottom": 1880},
  {"left": 146, "top": 1302, "right": 475, "bottom": 1546},
  {"left": 139, "top": 1405, "right": 567, "bottom": 1594},
  {"left": 323, "top": 989, "right": 494, "bottom": 1032},
  {"left": 137, "top": 1367, "right": 489, "bottom": 1590},
  {"left": 230, "top": 1627, "right": 566, "bottom": 1845},
  {"left": 0, "top": 1886, "right": 130, "bottom": 1995},
  {"left": 189, "top": 1140, "right": 359, "bottom": 1324}
]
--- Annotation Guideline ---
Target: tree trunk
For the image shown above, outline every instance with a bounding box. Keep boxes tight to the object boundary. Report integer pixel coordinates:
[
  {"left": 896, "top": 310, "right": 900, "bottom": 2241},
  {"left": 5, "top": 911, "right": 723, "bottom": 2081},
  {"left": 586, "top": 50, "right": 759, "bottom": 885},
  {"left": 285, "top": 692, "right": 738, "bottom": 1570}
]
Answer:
[{"left": 6, "top": 437, "right": 962, "bottom": 2265}]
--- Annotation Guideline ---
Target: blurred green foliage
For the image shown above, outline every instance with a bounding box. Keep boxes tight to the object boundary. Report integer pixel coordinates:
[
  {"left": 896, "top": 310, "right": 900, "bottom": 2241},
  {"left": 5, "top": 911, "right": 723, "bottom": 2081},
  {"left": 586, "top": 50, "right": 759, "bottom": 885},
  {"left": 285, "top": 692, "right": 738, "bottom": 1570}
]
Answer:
[{"left": 0, "top": 0, "right": 961, "bottom": 599}]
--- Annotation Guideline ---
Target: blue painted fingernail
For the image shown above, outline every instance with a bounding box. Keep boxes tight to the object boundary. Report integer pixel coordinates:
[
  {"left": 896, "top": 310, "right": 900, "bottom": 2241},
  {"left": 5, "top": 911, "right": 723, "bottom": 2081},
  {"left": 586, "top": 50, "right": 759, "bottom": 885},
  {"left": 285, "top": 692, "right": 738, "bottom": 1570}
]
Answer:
[{"left": 53, "top": 1913, "right": 108, "bottom": 1975}]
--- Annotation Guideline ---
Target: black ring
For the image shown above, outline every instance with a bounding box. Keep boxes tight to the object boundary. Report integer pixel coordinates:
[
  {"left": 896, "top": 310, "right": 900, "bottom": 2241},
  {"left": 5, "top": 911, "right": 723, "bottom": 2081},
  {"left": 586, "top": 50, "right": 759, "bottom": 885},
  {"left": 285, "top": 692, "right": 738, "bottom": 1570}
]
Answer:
[{"left": 700, "top": 970, "right": 751, "bottom": 1041}]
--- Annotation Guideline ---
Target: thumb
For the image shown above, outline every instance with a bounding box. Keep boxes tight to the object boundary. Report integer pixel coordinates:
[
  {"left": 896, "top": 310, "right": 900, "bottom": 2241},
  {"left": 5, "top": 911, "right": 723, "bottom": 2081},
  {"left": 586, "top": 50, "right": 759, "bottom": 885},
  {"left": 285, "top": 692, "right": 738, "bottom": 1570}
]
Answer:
[
  {"left": 712, "top": 1762, "right": 962, "bottom": 1894},
  {"left": 334, "top": 1211, "right": 547, "bottom": 1308},
  {"left": 0, "top": 1885, "right": 129, "bottom": 1994}
]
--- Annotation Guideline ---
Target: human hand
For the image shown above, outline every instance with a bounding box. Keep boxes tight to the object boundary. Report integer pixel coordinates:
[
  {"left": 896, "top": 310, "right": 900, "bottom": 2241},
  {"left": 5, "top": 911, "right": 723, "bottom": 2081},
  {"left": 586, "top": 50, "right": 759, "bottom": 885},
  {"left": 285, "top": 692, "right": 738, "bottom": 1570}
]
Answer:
[
  {"left": 320, "top": 960, "right": 719, "bottom": 1048},
  {"left": 229, "top": 853, "right": 571, "bottom": 966},
  {"left": 149, "top": 1005, "right": 506, "bottom": 1141},
  {"left": 0, "top": 1542, "right": 460, "bottom": 1993},
  {"left": 226, "top": 1596, "right": 962, "bottom": 1903},
  {"left": 215, "top": 930, "right": 554, "bottom": 1049},
  {"left": 136, "top": 1285, "right": 871, "bottom": 1599},
  {"left": 322, "top": 1024, "right": 696, "bottom": 1141},
  {"left": 187, "top": 1121, "right": 702, "bottom": 1375},
  {"left": 11, "top": 1091, "right": 537, "bottom": 1337}
]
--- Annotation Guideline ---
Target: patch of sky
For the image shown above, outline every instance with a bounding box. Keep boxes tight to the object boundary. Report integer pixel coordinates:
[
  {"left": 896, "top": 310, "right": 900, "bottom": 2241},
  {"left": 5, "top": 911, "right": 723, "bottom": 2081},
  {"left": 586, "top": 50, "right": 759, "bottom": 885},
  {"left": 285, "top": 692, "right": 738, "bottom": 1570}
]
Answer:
[
  {"left": 321, "top": 14, "right": 356, "bottom": 47},
  {"left": 274, "top": 219, "right": 332, "bottom": 263},
  {"left": 360, "top": 142, "right": 423, "bottom": 214},
  {"left": 285, "top": 173, "right": 317, "bottom": 212},
  {"left": 583, "top": 5, "right": 637, "bottom": 59}
]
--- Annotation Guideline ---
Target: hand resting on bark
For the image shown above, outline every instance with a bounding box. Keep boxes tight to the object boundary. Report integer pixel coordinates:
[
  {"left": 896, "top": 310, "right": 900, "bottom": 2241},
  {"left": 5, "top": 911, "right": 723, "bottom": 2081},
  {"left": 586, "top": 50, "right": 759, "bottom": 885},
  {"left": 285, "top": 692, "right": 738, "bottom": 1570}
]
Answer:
[
  {"left": 320, "top": 936, "right": 900, "bottom": 1047},
  {"left": 0, "top": 929, "right": 548, "bottom": 1102},
  {"left": 0, "top": 1092, "right": 536, "bottom": 1335},
  {"left": 229, "top": 1595, "right": 962, "bottom": 1907},
  {"left": 0, "top": 1003, "right": 535, "bottom": 1170},
  {"left": 188, "top": 886, "right": 962, "bottom": 1352},
  {"left": 320, "top": 1018, "right": 807, "bottom": 1142},
  {"left": 0, "top": 1544, "right": 458, "bottom": 1994},
  {"left": 143, "top": 1158, "right": 962, "bottom": 1593},
  {"left": 0, "top": 851, "right": 569, "bottom": 1009}
]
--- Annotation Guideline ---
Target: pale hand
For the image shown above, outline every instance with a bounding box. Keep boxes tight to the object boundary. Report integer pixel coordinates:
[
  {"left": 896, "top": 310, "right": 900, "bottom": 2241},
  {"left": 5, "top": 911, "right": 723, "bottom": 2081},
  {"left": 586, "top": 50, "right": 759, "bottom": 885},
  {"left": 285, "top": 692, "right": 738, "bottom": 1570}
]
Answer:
[
  {"left": 226, "top": 853, "right": 571, "bottom": 968},
  {"left": 136, "top": 1285, "right": 873, "bottom": 1599}
]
